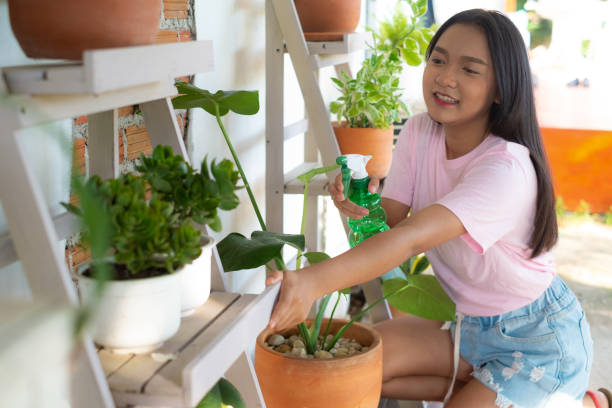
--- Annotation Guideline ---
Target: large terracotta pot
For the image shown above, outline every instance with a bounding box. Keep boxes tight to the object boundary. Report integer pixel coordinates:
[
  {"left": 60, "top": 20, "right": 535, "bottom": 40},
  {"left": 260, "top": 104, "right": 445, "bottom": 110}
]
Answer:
[
  {"left": 334, "top": 123, "right": 395, "bottom": 179},
  {"left": 8, "top": 0, "right": 161, "bottom": 60},
  {"left": 294, "top": 0, "right": 361, "bottom": 34},
  {"left": 255, "top": 319, "right": 383, "bottom": 408}
]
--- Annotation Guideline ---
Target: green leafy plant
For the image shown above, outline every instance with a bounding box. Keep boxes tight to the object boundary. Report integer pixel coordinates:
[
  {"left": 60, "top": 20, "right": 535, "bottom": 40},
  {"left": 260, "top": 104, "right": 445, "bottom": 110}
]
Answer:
[
  {"left": 137, "top": 145, "right": 240, "bottom": 232},
  {"left": 370, "top": 0, "right": 436, "bottom": 67},
  {"left": 63, "top": 173, "right": 202, "bottom": 279},
  {"left": 173, "top": 82, "right": 455, "bottom": 358},
  {"left": 329, "top": 51, "right": 407, "bottom": 129},
  {"left": 556, "top": 196, "right": 567, "bottom": 219},
  {"left": 605, "top": 206, "right": 612, "bottom": 226},
  {"left": 575, "top": 200, "right": 592, "bottom": 219},
  {"left": 399, "top": 253, "right": 429, "bottom": 277},
  {"left": 196, "top": 378, "right": 245, "bottom": 408}
]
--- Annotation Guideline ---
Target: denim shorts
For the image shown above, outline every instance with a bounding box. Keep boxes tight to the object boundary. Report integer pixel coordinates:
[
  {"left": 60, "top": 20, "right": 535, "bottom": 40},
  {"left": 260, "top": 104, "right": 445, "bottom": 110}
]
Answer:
[{"left": 449, "top": 276, "right": 593, "bottom": 408}]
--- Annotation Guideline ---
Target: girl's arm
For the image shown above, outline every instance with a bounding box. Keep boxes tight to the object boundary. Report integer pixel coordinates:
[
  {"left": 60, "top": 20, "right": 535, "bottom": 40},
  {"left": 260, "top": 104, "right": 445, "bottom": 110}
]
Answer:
[{"left": 267, "top": 203, "right": 466, "bottom": 331}]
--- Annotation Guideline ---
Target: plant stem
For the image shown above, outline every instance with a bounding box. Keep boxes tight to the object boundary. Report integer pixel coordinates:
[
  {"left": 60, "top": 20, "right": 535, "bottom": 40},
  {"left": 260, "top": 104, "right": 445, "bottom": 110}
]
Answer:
[
  {"left": 214, "top": 106, "right": 266, "bottom": 231},
  {"left": 295, "top": 181, "right": 310, "bottom": 270},
  {"left": 324, "top": 283, "right": 410, "bottom": 351},
  {"left": 322, "top": 293, "right": 342, "bottom": 349},
  {"left": 298, "top": 322, "right": 315, "bottom": 354}
]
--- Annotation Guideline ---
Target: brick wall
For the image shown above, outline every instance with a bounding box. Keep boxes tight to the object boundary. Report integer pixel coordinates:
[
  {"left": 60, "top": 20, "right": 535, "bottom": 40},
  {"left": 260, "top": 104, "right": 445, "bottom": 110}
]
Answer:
[{"left": 66, "top": 0, "right": 195, "bottom": 273}]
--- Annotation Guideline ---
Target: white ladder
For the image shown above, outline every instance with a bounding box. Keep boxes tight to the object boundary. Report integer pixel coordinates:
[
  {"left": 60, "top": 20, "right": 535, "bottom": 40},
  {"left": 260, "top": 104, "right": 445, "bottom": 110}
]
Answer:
[
  {"left": 265, "top": 0, "right": 392, "bottom": 323},
  {"left": 0, "top": 41, "right": 275, "bottom": 408}
]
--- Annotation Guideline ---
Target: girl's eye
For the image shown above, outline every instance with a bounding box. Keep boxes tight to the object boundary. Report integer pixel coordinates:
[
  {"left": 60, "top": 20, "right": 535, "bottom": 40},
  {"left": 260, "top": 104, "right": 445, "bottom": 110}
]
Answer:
[
  {"left": 464, "top": 67, "right": 479, "bottom": 74},
  {"left": 430, "top": 58, "right": 444, "bottom": 65}
]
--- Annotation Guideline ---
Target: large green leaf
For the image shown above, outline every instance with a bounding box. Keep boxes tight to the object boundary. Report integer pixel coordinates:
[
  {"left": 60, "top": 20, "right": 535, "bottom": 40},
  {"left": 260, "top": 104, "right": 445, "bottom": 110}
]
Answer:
[
  {"left": 383, "top": 276, "right": 455, "bottom": 321},
  {"left": 172, "top": 81, "right": 259, "bottom": 117},
  {"left": 217, "top": 231, "right": 305, "bottom": 271},
  {"left": 302, "top": 251, "right": 331, "bottom": 265},
  {"left": 196, "top": 378, "right": 245, "bottom": 408}
]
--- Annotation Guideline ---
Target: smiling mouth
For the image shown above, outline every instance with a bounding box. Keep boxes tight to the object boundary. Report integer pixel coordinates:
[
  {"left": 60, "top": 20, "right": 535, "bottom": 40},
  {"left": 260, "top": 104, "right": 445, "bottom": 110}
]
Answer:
[{"left": 433, "top": 92, "right": 459, "bottom": 104}]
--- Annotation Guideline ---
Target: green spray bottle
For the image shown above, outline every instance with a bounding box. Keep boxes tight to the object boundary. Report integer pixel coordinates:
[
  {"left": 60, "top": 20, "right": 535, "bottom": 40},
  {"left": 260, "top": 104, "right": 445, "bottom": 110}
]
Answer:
[
  {"left": 336, "top": 154, "right": 391, "bottom": 247},
  {"left": 336, "top": 154, "right": 406, "bottom": 281}
]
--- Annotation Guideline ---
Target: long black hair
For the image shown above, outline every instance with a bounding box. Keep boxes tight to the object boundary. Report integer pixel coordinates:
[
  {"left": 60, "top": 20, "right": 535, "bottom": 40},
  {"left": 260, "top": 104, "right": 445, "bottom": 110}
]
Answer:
[{"left": 426, "top": 9, "right": 557, "bottom": 257}]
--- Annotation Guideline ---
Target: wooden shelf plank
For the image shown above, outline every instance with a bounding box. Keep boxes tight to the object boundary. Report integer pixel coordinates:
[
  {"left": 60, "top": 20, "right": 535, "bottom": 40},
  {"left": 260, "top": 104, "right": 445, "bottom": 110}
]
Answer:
[
  {"left": 284, "top": 161, "right": 332, "bottom": 195},
  {"left": 3, "top": 41, "right": 214, "bottom": 95},
  {"left": 101, "top": 292, "right": 239, "bottom": 399},
  {"left": 106, "top": 285, "right": 279, "bottom": 407},
  {"left": 306, "top": 32, "right": 372, "bottom": 55}
]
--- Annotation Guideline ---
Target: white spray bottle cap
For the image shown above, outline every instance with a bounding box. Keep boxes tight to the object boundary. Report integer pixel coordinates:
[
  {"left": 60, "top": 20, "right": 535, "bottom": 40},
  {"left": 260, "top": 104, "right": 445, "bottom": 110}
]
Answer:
[{"left": 343, "top": 154, "right": 371, "bottom": 180}]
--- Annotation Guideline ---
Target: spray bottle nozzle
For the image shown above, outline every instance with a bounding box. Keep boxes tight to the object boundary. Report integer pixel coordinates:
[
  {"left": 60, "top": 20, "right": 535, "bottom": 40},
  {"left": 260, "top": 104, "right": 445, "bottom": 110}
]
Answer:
[{"left": 336, "top": 154, "right": 371, "bottom": 200}]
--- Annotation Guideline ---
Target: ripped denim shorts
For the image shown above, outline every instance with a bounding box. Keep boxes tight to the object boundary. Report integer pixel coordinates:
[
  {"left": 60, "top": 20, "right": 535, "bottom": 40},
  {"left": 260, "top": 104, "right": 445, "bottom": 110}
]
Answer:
[{"left": 450, "top": 275, "right": 593, "bottom": 408}]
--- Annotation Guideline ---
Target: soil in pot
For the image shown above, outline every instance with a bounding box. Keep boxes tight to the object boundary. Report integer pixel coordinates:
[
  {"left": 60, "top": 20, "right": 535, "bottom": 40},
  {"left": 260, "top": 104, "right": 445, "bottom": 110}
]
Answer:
[{"left": 255, "top": 319, "right": 383, "bottom": 408}]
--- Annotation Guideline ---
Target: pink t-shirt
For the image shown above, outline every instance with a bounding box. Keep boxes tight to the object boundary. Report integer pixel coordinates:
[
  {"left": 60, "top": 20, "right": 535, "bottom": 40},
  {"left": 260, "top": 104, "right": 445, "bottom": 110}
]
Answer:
[{"left": 382, "top": 113, "right": 555, "bottom": 316}]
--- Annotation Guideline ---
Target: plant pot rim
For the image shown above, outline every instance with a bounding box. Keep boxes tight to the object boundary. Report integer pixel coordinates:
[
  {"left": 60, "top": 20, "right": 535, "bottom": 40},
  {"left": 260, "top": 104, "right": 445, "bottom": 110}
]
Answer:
[
  {"left": 74, "top": 234, "right": 215, "bottom": 282},
  {"left": 256, "top": 318, "right": 381, "bottom": 362},
  {"left": 332, "top": 121, "right": 393, "bottom": 130}
]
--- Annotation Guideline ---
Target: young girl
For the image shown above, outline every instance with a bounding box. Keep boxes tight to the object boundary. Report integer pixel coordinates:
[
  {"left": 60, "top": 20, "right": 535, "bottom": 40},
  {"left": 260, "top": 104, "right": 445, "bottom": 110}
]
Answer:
[{"left": 266, "top": 9, "right": 609, "bottom": 408}]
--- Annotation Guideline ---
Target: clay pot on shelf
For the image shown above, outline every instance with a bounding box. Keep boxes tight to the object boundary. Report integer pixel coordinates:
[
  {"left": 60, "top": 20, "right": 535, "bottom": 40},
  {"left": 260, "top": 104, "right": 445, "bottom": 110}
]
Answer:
[
  {"left": 8, "top": 0, "right": 161, "bottom": 60},
  {"left": 255, "top": 318, "right": 383, "bottom": 408},
  {"left": 294, "top": 0, "right": 361, "bottom": 41},
  {"left": 333, "top": 122, "right": 395, "bottom": 179}
]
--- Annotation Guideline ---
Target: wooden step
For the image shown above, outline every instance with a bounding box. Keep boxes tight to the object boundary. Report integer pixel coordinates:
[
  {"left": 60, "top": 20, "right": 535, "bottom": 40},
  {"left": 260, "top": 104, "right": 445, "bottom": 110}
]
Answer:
[
  {"left": 99, "top": 287, "right": 279, "bottom": 407},
  {"left": 284, "top": 161, "right": 333, "bottom": 196}
]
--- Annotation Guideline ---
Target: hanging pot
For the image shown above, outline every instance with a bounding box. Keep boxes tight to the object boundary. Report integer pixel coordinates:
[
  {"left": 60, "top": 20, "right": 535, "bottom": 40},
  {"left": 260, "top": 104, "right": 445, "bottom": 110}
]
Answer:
[
  {"left": 294, "top": 0, "right": 361, "bottom": 37},
  {"left": 8, "top": 0, "right": 161, "bottom": 60},
  {"left": 333, "top": 122, "right": 395, "bottom": 179},
  {"left": 255, "top": 318, "right": 383, "bottom": 408}
]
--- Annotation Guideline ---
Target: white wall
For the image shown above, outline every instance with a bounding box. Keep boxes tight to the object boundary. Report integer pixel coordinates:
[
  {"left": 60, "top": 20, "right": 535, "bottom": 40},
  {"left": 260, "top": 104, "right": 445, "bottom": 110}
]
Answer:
[{"left": 0, "top": 0, "right": 72, "bottom": 300}]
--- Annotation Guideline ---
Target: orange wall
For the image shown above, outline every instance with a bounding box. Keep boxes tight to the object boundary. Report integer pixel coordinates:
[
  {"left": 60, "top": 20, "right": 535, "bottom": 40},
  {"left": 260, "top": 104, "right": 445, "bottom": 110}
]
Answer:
[{"left": 541, "top": 127, "right": 612, "bottom": 213}]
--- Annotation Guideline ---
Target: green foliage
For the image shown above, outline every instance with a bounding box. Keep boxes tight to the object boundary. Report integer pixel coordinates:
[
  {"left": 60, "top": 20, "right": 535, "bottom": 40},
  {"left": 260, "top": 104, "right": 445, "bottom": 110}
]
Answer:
[
  {"left": 172, "top": 81, "right": 259, "bottom": 117},
  {"left": 383, "top": 276, "right": 455, "bottom": 321},
  {"left": 217, "top": 231, "right": 305, "bottom": 271},
  {"left": 138, "top": 145, "right": 240, "bottom": 232},
  {"left": 556, "top": 196, "right": 567, "bottom": 219},
  {"left": 576, "top": 199, "right": 592, "bottom": 219},
  {"left": 606, "top": 206, "right": 612, "bottom": 225},
  {"left": 197, "top": 378, "right": 245, "bottom": 408},
  {"left": 370, "top": 0, "right": 436, "bottom": 67},
  {"left": 399, "top": 253, "right": 429, "bottom": 276},
  {"left": 330, "top": 52, "right": 407, "bottom": 129},
  {"left": 63, "top": 174, "right": 202, "bottom": 278}
]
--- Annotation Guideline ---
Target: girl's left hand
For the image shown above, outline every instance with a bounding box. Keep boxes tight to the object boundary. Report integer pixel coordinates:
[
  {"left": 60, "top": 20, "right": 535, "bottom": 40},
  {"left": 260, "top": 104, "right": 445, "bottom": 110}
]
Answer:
[{"left": 266, "top": 269, "right": 317, "bottom": 331}]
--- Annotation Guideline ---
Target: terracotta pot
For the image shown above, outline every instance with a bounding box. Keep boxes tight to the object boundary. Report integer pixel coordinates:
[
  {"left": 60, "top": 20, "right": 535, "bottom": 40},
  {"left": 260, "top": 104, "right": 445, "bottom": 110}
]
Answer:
[
  {"left": 333, "top": 123, "right": 395, "bottom": 179},
  {"left": 294, "top": 0, "right": 361, "bottom": 34},
  {"left": 8, "top": 0, "right": 161, "bottom": 60},
  {"left": 255, "top": 319, "right": 383, "bottom": 408}
]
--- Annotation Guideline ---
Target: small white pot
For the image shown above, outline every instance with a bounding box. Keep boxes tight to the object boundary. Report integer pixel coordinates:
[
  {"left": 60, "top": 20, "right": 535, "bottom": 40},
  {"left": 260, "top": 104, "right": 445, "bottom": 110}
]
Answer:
[
  {"left": 177, "top": 235, "right": 215, "bottom": 316},
  {"left": 78, "top": 270, "right": 181, "bottom": 354}
]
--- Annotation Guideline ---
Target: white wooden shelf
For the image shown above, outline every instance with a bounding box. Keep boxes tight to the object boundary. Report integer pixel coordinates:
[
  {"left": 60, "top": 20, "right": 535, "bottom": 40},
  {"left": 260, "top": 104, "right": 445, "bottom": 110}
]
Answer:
[
  {"left": 284, "top": 162, "right": 330, "bottom": 195},
  {"left": 3, "top": 41, "right": 214, "bottom": 95},
  {"left": 305, "top": 32, "right": 372, "bottom": 55},
  {"left": 99, "top": 288, "right": 278, "bottom": 408}
]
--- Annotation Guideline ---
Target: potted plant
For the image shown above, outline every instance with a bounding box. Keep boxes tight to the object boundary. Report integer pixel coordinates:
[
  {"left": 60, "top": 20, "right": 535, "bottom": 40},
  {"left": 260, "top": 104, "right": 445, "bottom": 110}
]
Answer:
[
  {"left": 64, "top": 151, "right": 240, "bottom": 353},
  {"left": 137, "top": 145, "right": 240, "bottom": 316},
  {"left": 172, "top": 83, "right": 455, "bottom": 407},
  {"left": 330, "top": 50, "right": 406, "bottom": 178},
  {"left": 8, "top": 0, "right": 161, "bottom": 60},
  {"left": 330, "top": 0, "right": 436, "bottom": 178}
]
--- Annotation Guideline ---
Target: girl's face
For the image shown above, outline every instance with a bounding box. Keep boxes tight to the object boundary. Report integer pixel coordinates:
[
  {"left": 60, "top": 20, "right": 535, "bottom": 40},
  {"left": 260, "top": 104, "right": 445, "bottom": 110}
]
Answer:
[{"left": 422, "top": 23, "right": 498, "bottom": 129}]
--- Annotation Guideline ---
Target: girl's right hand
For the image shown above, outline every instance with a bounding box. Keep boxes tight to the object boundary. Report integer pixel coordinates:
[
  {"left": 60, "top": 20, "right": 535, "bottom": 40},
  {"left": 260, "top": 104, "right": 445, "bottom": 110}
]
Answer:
[
  {"left": 266, "top": 269, "right": 318, "bottom": 331},
  {"left": 328, "top": 173, "right": 380, "bottom": 219}
]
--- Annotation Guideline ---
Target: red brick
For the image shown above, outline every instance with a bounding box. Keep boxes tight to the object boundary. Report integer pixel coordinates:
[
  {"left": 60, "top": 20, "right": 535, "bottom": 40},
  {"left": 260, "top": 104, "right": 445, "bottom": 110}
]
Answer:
[
  {"left": 117, "top": 105, "right": 134, "bottom": 117},
  {"left": 118, "top": 129, "right": 125, "bottom": 164},
  {"left": 164, "top": 0, "right": 188, "bottom": 18},
  {"left": 155, "top": 29, "right": 180, "bottom": 44},
  {"left": 178, "top": 30, "right": 193, "bottom": 42},
  {"left": 175, "top": 75, "right": 190, "bottom": 83},
  {"left": 125, "top": 125, "right": 153, "bottom": 160},
  {"left": 70, "top": 245, "right": 91, "bottom": 271},
  {"left": 74, "top": 115, "right": 88, "bottom": 125},
  {"left": 72, "top": 138, "right": 86, "bottom": 175}
]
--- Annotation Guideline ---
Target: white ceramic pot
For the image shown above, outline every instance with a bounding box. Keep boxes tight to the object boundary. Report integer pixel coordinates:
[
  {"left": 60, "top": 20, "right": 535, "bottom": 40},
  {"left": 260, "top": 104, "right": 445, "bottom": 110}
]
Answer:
[
  {"left": 78, "top": 271, "right": 181, "bottom": 354},
  {"left": 177, "top": 235, "right": 215, "bottom": 316}
]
